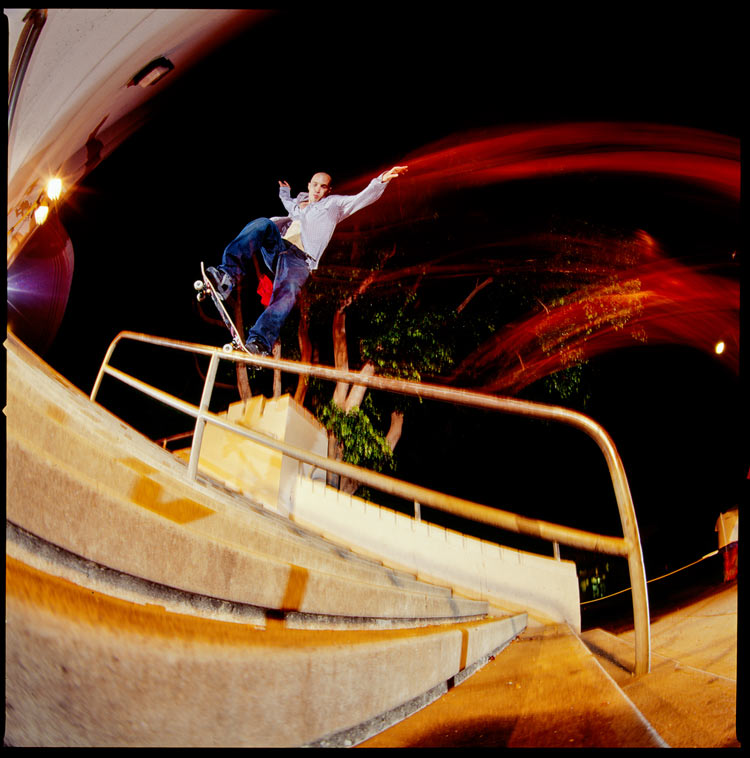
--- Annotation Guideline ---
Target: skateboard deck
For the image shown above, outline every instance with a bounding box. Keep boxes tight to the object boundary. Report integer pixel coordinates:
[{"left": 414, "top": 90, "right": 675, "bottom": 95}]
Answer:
[{"left": 194, "top": 262, "right": 250, "bottom": 354}]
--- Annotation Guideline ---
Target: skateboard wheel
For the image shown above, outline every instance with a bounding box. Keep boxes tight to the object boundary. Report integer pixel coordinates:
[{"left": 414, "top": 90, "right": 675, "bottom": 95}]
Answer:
[
  {"left": 222, "top": 343, "right": 233, "bottom": 353},
  {"left": 194, "top": 279, "right": 204, "bottom": 291},
  {"left": 196, "top": 292, "right": 206, "bottom": 302}
]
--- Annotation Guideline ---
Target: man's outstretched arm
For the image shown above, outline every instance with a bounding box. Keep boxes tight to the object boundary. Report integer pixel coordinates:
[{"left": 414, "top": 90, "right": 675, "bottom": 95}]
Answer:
[
  {"left": 380, "top": 165, "right": 409, "bottom": 182},
  {"left": 335, "top": 164, "right": 410, "bottom": 219}
]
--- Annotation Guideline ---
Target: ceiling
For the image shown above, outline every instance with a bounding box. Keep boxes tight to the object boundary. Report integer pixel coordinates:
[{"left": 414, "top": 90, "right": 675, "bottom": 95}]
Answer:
[{"left": 7, "top": 8, "right": 267, "bottom": 265}]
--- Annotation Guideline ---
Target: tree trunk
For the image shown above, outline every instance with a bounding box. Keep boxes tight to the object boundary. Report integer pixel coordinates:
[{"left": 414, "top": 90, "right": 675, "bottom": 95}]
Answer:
[
  {"left": 339, "top": 474, "right": 359, "bottom": 496},
  {"left": 332, "top": 360, "right": 374, "bottom": 495},
  {"left": 232, "top": 292, "right": 252, "bottom": 402},
  {"left": 326, "top": 433, "right": 342, "bottom": 489},
  {"left": 295, "top": 292, "right": 312, "bottom": 404},
  {"left": 337, "top": 408, "right": 403, "bottom": 496},
  {"left": 331, "top": 308, "right": 349, "bottom": 407},
  {"left": 272, "top": 341, "right": 282, "bottom": 398},
  {"left": 327, "top": 247, "right": 399, "bottom": 492}
]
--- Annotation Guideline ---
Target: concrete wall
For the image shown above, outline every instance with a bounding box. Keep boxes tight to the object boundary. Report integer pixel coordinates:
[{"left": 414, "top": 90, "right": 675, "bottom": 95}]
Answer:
[
  {"left": 177, "top": 394, "right": 328, "bottom": 512},
  {"left": 290, "top": 477, "right": 581, "bottom": 630}
]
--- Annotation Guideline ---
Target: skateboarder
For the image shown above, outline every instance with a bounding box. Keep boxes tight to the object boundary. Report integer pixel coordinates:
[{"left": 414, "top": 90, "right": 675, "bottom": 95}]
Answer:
[{"left": 206, "top": 165, "right": 408, "bottom": 356}]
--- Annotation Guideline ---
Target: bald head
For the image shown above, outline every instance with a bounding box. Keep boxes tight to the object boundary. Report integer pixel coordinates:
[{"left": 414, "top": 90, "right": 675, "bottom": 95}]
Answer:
[{"left": 308, "top": 172, "right": 332, "bottom": 203}]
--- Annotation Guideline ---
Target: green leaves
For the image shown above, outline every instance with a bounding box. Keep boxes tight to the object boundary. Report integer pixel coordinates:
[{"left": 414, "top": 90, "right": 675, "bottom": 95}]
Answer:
[
  {"left": 317, "top": 399, "right": 395, "bottom": 473},
  {"left": 359, "top": 291, "right": 456, "bottom": 381}
]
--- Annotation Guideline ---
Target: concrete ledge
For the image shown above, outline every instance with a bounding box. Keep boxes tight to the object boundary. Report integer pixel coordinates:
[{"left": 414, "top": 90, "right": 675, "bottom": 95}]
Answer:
[
  {"left": 5, "top": 554, "right": 526, "bottom": 747},
  {"left": 292, "top": 476, "right": 581, "bottom": 629}
]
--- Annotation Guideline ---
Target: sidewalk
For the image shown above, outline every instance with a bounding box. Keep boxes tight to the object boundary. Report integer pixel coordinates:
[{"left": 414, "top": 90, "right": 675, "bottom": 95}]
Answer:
[
  {"left": 358, "top": 623, "right": 666, "bottom": 747},
  {"left": 583, "top": 580, "right": 739, "bottom": 748},
  {"left": 360, "top": 581, "right": 740, "bottom": 748}
]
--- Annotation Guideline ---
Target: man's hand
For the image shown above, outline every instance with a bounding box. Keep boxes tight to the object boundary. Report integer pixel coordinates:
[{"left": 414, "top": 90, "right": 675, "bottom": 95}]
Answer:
[
  {"left": 381, "top": 165, "right": 408, "bottom": 182},
  {"left": 279, "top": 180, "right": 290, "bottom": 189}
]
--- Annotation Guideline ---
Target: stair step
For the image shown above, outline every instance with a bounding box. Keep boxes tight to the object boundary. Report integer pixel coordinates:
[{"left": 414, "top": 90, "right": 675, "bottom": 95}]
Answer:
[
  {"left": 5, "top": 553, "right": 525, "bottom": 747},
  {"left": 7, "top": 433, "right": 487, "bottom": 622},
  {"left": 7, "top": 338, "right": 454, "bottom": 603}
]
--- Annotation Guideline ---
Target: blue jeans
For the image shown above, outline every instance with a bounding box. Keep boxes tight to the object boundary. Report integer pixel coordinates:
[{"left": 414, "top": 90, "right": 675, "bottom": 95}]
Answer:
[{"left": 220, "top": 217, "right": 310, "bottom": 350}]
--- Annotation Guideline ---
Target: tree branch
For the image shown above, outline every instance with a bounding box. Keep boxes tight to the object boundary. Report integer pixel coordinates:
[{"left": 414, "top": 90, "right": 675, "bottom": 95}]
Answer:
[
  {"left": 456, "top": 276, "right": 493, "bottom": 314},
  {"left": 343, "top": 361, "right": 375, "bottom": 412},
  {"left": 384, "top": 410, "right": 404, "bottom": 452}
]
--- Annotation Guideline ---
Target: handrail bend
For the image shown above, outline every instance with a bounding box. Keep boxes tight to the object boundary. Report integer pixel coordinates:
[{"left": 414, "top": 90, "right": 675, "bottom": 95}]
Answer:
[{"left": 92, "top": 330, "right": 650, "bottom": 674}]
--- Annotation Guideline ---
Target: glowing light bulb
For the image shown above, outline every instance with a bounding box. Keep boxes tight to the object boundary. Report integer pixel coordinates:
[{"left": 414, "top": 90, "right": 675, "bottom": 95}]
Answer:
[
  {"left": 46, "top": 177, "right": 63, "bottom": 200},
  {"left": 715, "top": 341, "right": 726, "bottom": 355},
  {"left": 34, "top": 205, "right": 49, "bottom": 225}
]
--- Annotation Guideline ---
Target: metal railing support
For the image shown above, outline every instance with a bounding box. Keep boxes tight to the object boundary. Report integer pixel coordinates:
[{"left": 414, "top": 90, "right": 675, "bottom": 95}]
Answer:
[
  {"left": 91, "top": 331, "right": 650, "bottom": 674},
  {"left": 188, "top": 351, "right": 220, "bottom": 481}
]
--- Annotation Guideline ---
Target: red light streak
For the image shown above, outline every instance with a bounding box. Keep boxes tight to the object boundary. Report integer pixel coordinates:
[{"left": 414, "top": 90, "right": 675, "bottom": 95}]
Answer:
[
  {"left": 343, "top": 122, "right": 739, "bottom": 204},
  {"left": 451, "top": 236, "right": 738, "bottom": 393},
  {"left": 338, "top": 122, "right": 739, "bottom": 394}
]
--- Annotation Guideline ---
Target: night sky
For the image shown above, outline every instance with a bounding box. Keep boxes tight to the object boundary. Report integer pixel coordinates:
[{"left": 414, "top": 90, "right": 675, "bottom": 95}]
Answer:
[{"left": 34, "top": 9, "right": 742, "bottom": 607}]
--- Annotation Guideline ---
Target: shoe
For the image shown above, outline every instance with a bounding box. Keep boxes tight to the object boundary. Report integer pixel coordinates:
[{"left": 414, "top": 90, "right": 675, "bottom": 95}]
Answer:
[
  {"left": 206, "top": 266, "right": 234, "bottom": 300},
  {"left": 245, "top": 339, "right": 270, "bottom": 356}
]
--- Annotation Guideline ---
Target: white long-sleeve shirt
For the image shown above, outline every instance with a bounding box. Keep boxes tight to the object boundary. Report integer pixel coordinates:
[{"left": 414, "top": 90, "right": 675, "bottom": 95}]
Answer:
[{"left": 274, "top": 173, "right": 389, "bottom": 270}]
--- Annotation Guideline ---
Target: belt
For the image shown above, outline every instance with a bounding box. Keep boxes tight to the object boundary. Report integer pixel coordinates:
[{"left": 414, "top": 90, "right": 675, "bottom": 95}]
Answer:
[{"left": 285, "top": 242, "right": 313, "bottom": 266}]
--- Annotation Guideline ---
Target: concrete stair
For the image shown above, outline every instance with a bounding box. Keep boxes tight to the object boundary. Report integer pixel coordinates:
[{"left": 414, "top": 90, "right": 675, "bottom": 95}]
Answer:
[
  {"left": 5, "top": 334, "right": 527, "bottom": 746},
  {"left": 5, "top": 537, "right": 526, "bottom": 747},
  {"left": 6, "top": 335, "right": 486, "bottom": 624}
]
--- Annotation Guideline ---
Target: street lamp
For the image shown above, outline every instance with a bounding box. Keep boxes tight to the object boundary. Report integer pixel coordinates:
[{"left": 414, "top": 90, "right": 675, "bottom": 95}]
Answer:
[
  {"left": 32, "top": 177, "right": 63, "bottom": 227},
  {"left": 34, "top": 204, "right": 49, "bottom": 225},
  {"left": 46, "top": 177, "right": 63, "bottom": 201}
]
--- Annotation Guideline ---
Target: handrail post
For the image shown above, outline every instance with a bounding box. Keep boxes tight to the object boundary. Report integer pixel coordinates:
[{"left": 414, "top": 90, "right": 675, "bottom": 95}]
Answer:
[
  {"left": 628, "top": 546, "right": 651, "bottom": 675},
  {"left": 188, "top": 352, "right": 219, "bottom": 481},
  {"left": 90, "top": 335, "right": 123, "bottom": 402},
  {"left": 586, "top": 420, "right": 650, "bottom": 675}
]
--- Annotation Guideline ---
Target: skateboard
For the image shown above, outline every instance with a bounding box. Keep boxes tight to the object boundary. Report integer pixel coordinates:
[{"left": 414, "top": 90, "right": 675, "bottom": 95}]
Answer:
[{"left": 194, "top": 262, "right": 250, "bottom": 354}]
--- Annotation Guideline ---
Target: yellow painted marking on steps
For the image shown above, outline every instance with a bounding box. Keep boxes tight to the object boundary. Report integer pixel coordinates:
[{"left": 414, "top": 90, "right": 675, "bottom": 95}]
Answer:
[
  {"left": 120, "top": 458, "right": 214, "bottom": 524},
  {"left": 45, "top": 402, "right": 68, "bottom": 426},
  {"left": 281, "top": 565, "right": 310, "bottom": 612},
  {"left": 459, "top": 628, "right": 469, "bottom": 672}
]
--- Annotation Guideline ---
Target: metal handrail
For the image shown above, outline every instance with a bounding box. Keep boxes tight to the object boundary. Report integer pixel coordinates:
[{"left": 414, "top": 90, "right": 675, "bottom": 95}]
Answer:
[{"left": 92, "top": 330, "right": 650, "bottom": 674}]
